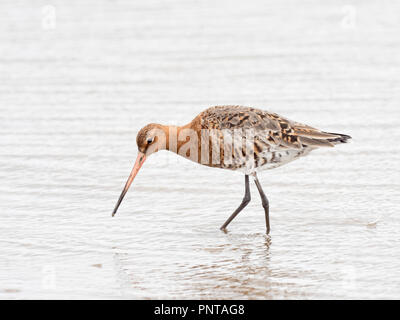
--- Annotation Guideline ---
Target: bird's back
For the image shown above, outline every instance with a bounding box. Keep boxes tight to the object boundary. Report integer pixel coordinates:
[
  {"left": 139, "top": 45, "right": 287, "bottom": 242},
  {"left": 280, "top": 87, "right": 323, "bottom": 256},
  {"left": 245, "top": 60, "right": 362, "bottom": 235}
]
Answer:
[{"left": 191, "top": 105, "right": 351, "bottom": 173}]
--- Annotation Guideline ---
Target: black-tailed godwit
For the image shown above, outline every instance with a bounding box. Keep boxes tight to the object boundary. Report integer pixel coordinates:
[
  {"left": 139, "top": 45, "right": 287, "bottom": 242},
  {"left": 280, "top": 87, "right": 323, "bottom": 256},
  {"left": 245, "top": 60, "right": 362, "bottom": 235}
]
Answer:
[{"left": 112, "top": 105, "right": 351, "bottom": 234}]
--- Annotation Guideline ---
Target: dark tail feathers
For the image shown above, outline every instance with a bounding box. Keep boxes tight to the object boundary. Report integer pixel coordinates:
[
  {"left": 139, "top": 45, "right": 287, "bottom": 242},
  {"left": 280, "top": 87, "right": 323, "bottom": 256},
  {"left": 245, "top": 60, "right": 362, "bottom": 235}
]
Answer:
[{"left": 325, "top": 132, "right": 352, "bottom": 144}]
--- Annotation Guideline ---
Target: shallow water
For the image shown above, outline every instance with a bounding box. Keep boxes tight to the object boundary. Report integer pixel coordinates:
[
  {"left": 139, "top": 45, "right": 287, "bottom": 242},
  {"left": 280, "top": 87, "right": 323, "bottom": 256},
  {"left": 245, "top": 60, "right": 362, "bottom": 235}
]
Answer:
[{"left": 1, "top": 0, "right": 400, "bottom": 299}]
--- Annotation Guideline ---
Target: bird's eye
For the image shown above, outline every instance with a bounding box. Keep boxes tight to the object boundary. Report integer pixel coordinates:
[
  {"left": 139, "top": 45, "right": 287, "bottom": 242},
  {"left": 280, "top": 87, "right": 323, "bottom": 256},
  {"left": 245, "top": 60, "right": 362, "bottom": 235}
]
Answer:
[{"left": 147, "top": 137, "right": 154, "bottom": 144}]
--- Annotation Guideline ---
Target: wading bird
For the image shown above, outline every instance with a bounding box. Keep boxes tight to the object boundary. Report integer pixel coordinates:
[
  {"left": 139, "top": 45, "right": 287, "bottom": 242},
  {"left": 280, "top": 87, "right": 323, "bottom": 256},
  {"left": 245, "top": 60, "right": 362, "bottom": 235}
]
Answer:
[{"left": 112, "top": 105, "right": 351, "bottom": 234}]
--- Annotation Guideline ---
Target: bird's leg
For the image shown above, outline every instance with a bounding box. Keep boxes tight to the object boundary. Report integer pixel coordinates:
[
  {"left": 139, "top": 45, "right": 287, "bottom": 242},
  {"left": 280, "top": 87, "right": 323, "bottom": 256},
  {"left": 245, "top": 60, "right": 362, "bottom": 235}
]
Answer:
[
  {"left": 252, "top": 173, "right": 270, "bottom": 234},
  {"left": 220, "top": 175, "right": 251, "bottom": 231}
]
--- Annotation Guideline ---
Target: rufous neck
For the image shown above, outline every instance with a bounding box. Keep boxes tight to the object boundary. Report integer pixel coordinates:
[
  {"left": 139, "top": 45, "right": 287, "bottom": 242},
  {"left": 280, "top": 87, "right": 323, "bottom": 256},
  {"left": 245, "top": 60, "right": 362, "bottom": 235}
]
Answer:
[{"left": 163, "top": 123, "right": 193, "bottom": 153}]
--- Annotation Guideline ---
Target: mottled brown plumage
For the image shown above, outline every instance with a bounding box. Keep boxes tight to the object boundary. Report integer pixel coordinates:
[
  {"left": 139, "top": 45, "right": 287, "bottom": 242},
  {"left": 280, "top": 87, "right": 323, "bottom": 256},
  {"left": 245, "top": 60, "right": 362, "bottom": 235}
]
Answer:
[{"left": 197, "top": 106, "right": 350, "bottom": 172}]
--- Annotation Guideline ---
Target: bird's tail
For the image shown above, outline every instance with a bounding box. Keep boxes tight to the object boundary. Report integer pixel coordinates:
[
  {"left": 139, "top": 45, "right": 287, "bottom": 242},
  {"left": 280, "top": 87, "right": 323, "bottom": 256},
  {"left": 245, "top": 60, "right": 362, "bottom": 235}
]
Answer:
[
  {"left": 324, "top": 132, "right": 352, "bottom": 145},
  {"left": 292, "top": 126, "right": 352, "bottom": 148}
]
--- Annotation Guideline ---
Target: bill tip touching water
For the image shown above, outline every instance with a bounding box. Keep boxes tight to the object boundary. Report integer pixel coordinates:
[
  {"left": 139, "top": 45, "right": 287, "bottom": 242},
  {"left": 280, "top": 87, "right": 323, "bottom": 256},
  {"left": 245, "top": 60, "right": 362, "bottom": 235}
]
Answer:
[{"left": 112, "top": 105, "right": 351, "bottom": 234}]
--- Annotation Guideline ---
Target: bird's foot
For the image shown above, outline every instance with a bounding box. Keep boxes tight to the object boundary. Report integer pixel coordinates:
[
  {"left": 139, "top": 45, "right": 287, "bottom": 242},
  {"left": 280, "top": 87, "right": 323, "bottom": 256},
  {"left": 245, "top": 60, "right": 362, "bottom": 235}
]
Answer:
[{"left": 219, "top": 227, "right": 228, "bottom": 234}]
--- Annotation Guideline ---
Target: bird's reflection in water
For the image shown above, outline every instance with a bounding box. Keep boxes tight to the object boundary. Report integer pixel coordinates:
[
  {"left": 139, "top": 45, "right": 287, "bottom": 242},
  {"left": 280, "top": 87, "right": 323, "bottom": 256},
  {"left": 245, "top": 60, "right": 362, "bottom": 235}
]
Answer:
[
  {"left": 110, "top": 232, "right": 274, "bottom": 299},
  {"left": 183, "top": 232, "right": 274, "bottom": 299}
]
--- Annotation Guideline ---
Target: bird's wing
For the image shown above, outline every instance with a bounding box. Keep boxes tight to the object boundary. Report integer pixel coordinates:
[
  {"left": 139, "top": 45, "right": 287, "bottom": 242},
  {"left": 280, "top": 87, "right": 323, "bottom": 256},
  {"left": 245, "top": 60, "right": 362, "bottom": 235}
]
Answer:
[{"left": 200, "top": 105, "right": 350, "bottom": 150}]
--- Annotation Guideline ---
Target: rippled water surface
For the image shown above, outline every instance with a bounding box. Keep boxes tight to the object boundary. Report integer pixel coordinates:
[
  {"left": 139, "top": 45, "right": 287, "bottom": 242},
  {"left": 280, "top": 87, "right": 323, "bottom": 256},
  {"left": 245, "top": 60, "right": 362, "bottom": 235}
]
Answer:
[{"left": 1, "top": 0, "right": 400, "bottom": 299}]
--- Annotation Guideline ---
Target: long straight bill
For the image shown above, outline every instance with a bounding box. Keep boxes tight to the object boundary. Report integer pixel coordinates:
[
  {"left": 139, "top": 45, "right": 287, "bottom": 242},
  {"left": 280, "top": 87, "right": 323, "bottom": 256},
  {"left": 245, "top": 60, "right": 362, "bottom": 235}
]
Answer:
[{"left": 112, "top": 152, "right": 146, "bottom": 216}]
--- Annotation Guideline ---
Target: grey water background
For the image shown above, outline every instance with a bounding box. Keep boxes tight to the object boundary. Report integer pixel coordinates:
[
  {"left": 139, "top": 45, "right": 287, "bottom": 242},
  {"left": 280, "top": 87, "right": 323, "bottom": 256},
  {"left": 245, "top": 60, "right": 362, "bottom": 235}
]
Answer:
[{"left": 1, "top": 0, "right": 400, "bottom": 299}]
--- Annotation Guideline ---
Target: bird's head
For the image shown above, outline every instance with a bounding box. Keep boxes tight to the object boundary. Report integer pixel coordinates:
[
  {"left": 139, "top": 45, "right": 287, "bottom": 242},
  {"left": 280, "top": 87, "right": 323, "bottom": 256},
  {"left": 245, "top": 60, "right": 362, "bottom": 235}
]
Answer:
[
  {"left": 136, "top": 123, "right": 167, "bottom": 156},
  {"left": 112, "top": 123, "right": 168, "bottom": 216}
]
